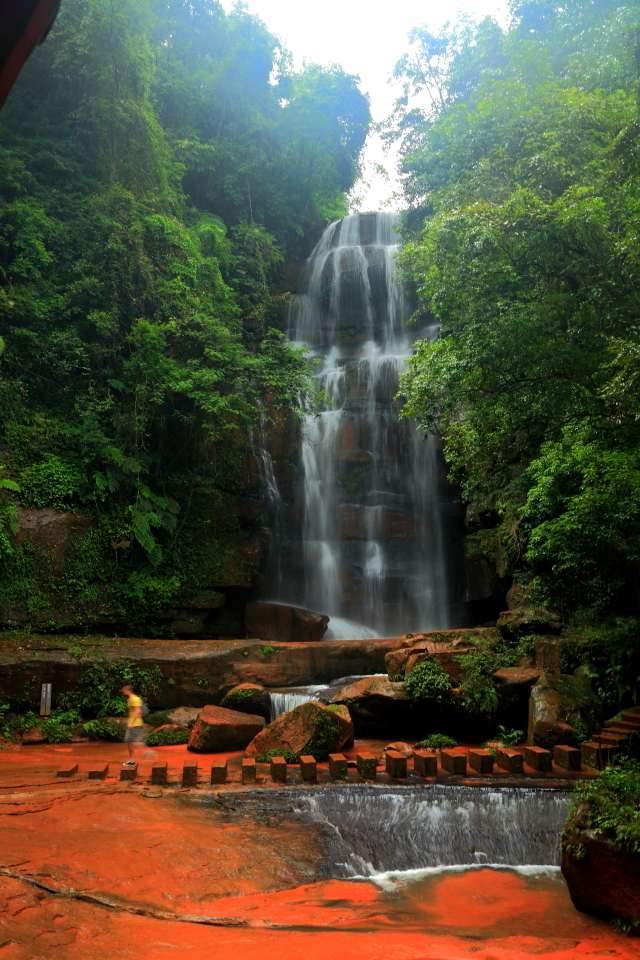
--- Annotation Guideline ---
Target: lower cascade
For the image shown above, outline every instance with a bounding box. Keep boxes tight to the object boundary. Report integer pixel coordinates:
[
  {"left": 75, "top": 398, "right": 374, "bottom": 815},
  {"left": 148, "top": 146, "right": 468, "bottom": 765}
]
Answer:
[
  {"left": 270, "top": 211, "right": 462, "bottom": 637},
  {"left": 232, "top": 786, "right": 572, "bottom": 878}
]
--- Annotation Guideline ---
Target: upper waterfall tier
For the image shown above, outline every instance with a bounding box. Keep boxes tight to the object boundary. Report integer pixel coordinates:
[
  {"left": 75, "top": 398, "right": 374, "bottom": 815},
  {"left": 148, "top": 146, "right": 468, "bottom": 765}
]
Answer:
[{"left": 268, "top": 211, "right": 460, "bottom": 638}]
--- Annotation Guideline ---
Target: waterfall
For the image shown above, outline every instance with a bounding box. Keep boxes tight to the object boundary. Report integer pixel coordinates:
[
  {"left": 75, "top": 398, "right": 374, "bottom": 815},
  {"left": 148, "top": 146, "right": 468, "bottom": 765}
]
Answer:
[
  {"left": 282, "top": 211, "right": 453, "bottom": 637},
  {"left": 268, "top": 674, "right": 386, "bottom": 720},
  {"left": 226, "top": 786, "right": 572, "bottom": 877}
]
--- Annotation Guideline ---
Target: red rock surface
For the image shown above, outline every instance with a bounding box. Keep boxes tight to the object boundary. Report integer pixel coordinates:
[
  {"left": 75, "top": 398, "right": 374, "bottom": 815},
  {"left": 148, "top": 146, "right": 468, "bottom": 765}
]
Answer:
[
  {"left": 188, "top": 704, "right": 265, "bottom": 752},
  {"left": 562, "top": 832, "right": 640, "bottom": 926}
]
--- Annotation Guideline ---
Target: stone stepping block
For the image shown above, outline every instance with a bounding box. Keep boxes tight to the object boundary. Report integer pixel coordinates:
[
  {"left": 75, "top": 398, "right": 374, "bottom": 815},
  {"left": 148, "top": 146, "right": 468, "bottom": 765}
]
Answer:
[
  {"left": 385, "top": 750, "right": 407, "bottom": 779},
  {"left": 496, "top": 749, "right": 523, "bottom": 774},
  {"left": 356, "top": 752, "right": 378, "bottom": 781},
  {"left": 57, "top": 764, "right": 78, "bottom": 778},
  {"left": 440, "top": 749, "right": 467, "bottom": 776},
  {"left": 87, "top": 763, "right": 109, "bottom": 781},
  {"left": 120, "top": 763, "right": 137, "bottom": 781},
  {"left": 413, "top": 751, "right": 437, "bottom": 778},
  {"left": 270, "top": 756, "right": 287, "bottom": 784},
  {"left": 524, "top": 746, "right": 552, "bottom": 773},
  {"left": 594, "top": 730, "right": 627, "bottom": 746},
  {"left": 620, "top": 713, "right": 640, "bottom": 726},
  {"left": 468, "top": 749, "right": 494, "bottom": 775},
  {"left": 241, "top": 757, "right": 256, "bottom": 784},
  {"left": 581, "top": 741, "right": 613, "bottom": 769},
  {"left": 606, "top": 721, "right": 638, "bottom": 734},
  {"left": 210, "top": 759, "right": 227, "bottom": 784},
  {"left": 553, "top": 745, "right": 581, "bottom": 771},
  {"left": 328, "top": 753, "right": 348, "bottom": 780},
  {"left": 182, "top": 761, "right": 198, "bottom": 787},
  {"left": 299, "top": 756, "right": 317, "bottom": 783},
  {"left": 151, "top": 762, "right": 167, "bottom": 786}
]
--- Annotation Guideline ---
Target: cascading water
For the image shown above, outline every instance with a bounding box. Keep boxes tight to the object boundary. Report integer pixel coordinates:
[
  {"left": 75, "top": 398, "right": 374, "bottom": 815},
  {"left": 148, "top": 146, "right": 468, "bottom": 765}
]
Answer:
[
  {"left": 226, "top": 786, "right": 572, "bottom": 878},
  {"left": 268, "top": 673, "right": 386, "bottom": 720},
  {"left": 281, "top": 211, "right": 457, "bottom": 637}
]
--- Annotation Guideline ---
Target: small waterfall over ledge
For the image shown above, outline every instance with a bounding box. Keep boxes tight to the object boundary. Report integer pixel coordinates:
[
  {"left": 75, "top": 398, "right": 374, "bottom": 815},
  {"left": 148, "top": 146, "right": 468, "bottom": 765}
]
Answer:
[{"left": 278, "top": 211, "right": 458, "bottom": 637}]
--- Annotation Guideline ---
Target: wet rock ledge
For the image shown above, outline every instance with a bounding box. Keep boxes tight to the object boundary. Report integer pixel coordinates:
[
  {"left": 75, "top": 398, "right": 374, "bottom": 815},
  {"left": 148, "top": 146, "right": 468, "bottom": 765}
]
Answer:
[{"left": 0, "top": 636, "right": 395, "bottom": 708}]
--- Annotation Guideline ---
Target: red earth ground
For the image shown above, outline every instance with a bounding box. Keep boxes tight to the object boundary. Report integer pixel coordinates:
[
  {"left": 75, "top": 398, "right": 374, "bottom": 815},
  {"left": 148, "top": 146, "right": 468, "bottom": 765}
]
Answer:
[{"left": 0, "top": 741, "right": 637, "bottom": 960}]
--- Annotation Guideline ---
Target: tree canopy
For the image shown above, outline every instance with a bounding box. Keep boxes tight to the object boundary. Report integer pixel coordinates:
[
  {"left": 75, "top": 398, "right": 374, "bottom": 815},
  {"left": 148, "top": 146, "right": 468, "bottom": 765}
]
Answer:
[
  {"left": 393, "top": 0, "right": 640, "bottom": 616},
  {"left": 0, "top": 0, "right": 370, "bottom": 631}
]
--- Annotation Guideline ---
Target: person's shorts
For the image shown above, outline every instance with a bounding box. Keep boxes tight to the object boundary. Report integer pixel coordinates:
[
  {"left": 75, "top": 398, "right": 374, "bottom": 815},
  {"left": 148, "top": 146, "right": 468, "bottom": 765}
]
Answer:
[{"left": 125, "top": 725, "right": 146, "bottom": 743}]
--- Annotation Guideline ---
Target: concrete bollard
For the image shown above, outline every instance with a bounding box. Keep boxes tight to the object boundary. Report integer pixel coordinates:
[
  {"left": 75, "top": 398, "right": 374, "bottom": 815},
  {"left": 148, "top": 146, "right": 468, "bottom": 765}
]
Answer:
[
  {"left": 385, "top": 750, "right": 407, "bottom": 779},
  {"left": 270, "top": 756, "right": 287, "bottom": 784},
  {"left": 151, "top": 762, "right": 167, "bottom": 786},
  {"left": 468, "top": 749, "right": 493, "bottom": 775},
  {"left": 413, "top": 751, "right": 437, "bottom": 778},
  {"left": 182, "top": 761, "right": 198, "bottom": 787},
  {"left": 328, "top": 753, "right": 348, "bottom": 780},
  {"left": 299, "top": 755, "right": 317, "bottom": 783},
  {"left": 120, "top": 763, "right": 137, "bottom": 781},
  {"left": 524, "top": 746, "right": 552, "bottom": 773},
  {"left": 88, "top": 763, "right": 109, "bottom": 780},
  {"left": 580, "top": 741, "right": 612, "bottom": 770},
  {"left": 356, "top": 753, "right": 378, "bottom": 781},
  {"left": 553, "top": 745, "right": 582, "bottom": 771},
  {"left": 242, "top": 758, "right": 256, "bottom": 784},
  {"left": 496, "top": 749, "right": 523, "bottom": 774},
  {"left": 210, "top": 759, "right": 227, "bottom": 784},
  {"left": 440, "top": 749, "right": 467, "bottom": 776}
]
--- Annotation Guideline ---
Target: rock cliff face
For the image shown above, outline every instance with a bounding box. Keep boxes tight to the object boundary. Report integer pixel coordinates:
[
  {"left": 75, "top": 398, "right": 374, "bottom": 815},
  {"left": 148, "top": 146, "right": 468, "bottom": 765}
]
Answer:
[
  {"left": 562, "top": 816, "right": 640, "bottom": 928},
  {"left": 0, "top": 636, "right": 396, "bottom": 708}
]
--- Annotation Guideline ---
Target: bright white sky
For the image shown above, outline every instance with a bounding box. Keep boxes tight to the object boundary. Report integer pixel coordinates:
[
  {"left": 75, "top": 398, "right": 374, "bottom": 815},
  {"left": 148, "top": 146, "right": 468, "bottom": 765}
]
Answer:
[{"left": 220, "top": 0, "right": 507, "bottom": 209}]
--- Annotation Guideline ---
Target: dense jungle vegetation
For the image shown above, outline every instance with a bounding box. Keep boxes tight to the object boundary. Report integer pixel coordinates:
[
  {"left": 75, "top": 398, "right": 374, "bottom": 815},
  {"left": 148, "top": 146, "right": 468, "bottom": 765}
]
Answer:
[
  {"left": 395, "top": 0, "right": 640, "bottom": 658},
  {"left": 0, "top": 0, "right": 369, "bottom": 632}
]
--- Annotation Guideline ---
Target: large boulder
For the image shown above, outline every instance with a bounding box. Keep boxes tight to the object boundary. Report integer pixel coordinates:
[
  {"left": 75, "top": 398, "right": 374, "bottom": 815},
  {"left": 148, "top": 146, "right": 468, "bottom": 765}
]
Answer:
[
  {"left": 245, "top": 701, "right": 352, "bottom": 760},
  {"left": 221, "top": 682, "right": 270, "bottom": 720},
  {"left": 187, "top": 704, "right": 265, "bottom": 752},
  {"left": 528, "top": 674, "right": 601, "bottom": 748},
  {"left": 166, "top": 707, "right": 201, "bottom": 728},
  {"left": 245, "top": 601, "right": 329, "bottom": 643},
  {"left": 385, "top": 628, "right": 498, "bottom": 682},
  {"left": 562, "top": 808, "right": 640, "bottom": 927},
  {"left": 329, "top": 675, "right": 409, "bottom": 736}
]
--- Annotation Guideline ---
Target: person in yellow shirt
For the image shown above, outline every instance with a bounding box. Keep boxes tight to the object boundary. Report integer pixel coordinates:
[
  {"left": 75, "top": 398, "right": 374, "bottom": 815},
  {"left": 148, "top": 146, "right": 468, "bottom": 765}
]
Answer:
[{"left": 122, "top": 684, "right": 145, "bottom": 765}]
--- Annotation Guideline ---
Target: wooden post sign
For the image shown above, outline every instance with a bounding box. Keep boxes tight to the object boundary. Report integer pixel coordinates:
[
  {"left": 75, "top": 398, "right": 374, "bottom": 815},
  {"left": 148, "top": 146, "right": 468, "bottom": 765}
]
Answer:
[{"left": 40, "top": 683, "right": 52, "bottom": 717}]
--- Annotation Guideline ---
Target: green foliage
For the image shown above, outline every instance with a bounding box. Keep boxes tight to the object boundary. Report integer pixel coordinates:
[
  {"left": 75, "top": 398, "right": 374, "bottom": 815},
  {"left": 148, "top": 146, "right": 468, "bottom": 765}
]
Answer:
[
  {"left": 82, "top": 718, "right": 125, "bottom": 741},
  {"left": 405, "top": 658, "right": 454, "bottom": 704},
  {"left": 0, "top": 0, "right": 369, "bottom": 634},
  {"left": 145, "top": 710, "right": 173, "bottom": 727},
  {"left": 58, "top": 651, "right": 163, "bottom": 718},
  {"left": 223, "top": 689, "right": 253, "bottom": 708},
  {"left": 393, "top": 0, "right": 640, "bottom": 621},
  {"left": 304, "top": 707, "right": 342, "bottom": 761},
  {"left": 494, "top": 726, "right": 524, "bottom": 748},
  {"left": 262, "top": 646, "right": 276, "bottom": 656},
  {"left": 416, "top": 733, "right": 459, "bottom": 749},
  {"left": 566, "top": 760, "right": 640, "bottom": 856},
  {"left": 454, "top": 637, "right": 532, "bottom": 716},
  {"left": 257, "top": 747, "right": 300, "bottom": 763},
  {"left": 146, "top": 726, "right": 189, "bottom": 746}
]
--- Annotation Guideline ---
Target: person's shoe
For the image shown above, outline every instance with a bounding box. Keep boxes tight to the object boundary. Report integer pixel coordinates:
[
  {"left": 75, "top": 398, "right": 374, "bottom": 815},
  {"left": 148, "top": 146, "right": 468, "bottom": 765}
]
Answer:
[{"left": 122, "top": 760, "right": 136, "bottom": 766}]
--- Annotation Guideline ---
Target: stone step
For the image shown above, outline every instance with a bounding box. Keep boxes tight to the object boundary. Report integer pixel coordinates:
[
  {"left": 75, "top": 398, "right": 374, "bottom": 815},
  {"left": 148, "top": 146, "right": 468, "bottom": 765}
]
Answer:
[
  {"left": 270, "top": 756, "right": 287, "bottom": 783},
  {"left": 440, "top": 749, "right": 467, "bottom": 776},
  {"left": 606, "top": 721, "right": 639, "bottom": 734},
  {"left": 468, "top": 748, "right": 494, "bottom": 775},
  {"left": 496, "top": 748, "right": 523, "bottom": 775},
  {"left": 299, "top": 755, "right": 317, "bottom": 783},
  {"left": 356, "top": 752, "right": 378, "bottom": 780},
  {"left": 412, "top": 750, "right": 437, "bottom": 778},
  {"left": 88, "top": 763, "right": 109, "bottom": 780},
  {"left": 524, "top": 746, "right": 552, "bottom": 773},
  {"left": 581, "top": 741, "right": 614, "bottom": 769},
  {"left": 151, "top": 762, "right": 167, "bottom": 786},
  {"left": 553, "top": 745, "right": 581, "bottom": 771},
  {"left": 182, "top": 761, "right": 198, "bottom": 787},
  {"left": 328, "top": 753, "right": 347, "bottom": 780},
  {"left": 385, "top": 750, "right": 407, "bottom": 779},
  {"left": 241, "top": 757, "right": 256, "bottom": 784}
]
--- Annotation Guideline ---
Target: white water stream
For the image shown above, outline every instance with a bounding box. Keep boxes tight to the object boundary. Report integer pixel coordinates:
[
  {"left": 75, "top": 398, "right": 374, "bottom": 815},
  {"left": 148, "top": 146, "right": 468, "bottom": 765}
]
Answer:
[{"left": 280, "top": 212, "right": 453, "bottom": 637}]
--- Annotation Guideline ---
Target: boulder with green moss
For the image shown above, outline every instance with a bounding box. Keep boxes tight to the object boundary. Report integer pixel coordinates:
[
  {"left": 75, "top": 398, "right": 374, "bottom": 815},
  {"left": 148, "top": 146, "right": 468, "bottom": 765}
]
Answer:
[
  {"left": 221, "top": 683, "right": 270, "bottom": 720},
  {"left": 528, "top": 674, "right": 601, "bottom": 748},
  {"left": 245, "top": 700, "right": 353, "bottom": 761}
]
